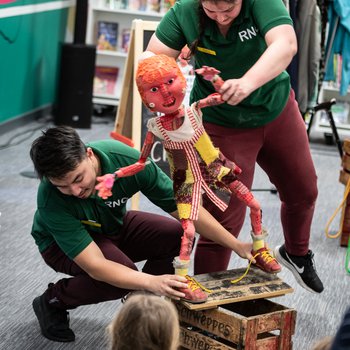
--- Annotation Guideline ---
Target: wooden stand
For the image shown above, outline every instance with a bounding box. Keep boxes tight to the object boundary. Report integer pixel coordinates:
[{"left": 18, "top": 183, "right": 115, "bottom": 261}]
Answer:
[{"left": 175, "top": 268, "right": 296, "bottom": 350}]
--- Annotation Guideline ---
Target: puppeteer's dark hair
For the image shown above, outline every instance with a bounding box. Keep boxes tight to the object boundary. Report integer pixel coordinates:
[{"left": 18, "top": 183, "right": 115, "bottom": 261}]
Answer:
[
  {"left": 30, "top": 126, "right": 87, "bottom": 180},
  {"left": 185, "top": 0, "right": 238, "bottom": 59}
]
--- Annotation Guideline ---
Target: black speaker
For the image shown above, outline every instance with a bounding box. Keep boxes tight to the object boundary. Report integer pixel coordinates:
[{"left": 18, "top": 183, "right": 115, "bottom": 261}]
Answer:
[
  {"left": 74, "top": 0, "right": 88, "bottom": 44},
  {"left": 55, "top": 44, "right": 96, "bottom": 129}
]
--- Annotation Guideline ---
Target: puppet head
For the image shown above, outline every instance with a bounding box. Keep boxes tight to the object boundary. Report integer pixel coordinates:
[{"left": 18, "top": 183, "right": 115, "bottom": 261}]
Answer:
[{"left": 136, "top": 54, "right": 187, "bottom": 114}]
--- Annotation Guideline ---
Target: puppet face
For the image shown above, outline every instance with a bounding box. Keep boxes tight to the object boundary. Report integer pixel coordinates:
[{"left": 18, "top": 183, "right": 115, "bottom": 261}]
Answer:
[
  {"left": 141, "top": 68, "right": 186, "bottom": 114},
  {"left": 136, "top": 54, "right": 187, "bottom": 114}
]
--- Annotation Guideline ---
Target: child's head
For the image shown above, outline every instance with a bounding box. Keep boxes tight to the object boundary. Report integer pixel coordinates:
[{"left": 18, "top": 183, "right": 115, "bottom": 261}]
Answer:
[
  {"left": 136, "top": 54, "right": 187, "bottom": 114},
  {"left": 108, "top": 293, "right": 180, "bottom": 350}
]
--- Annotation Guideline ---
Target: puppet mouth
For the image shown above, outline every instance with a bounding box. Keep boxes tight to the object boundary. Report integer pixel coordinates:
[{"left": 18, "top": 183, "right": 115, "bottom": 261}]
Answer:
[{"left": 163, "top": 98, "right": 176, "bottom": 107}]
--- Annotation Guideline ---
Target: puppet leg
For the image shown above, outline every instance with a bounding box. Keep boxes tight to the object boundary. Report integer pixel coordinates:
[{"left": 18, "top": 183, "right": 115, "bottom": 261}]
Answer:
[
  {"left": 229, "top": 180, "right": 281, "bottom": 273},
  {"left": 173, "top": 219, "right": 208, "bottom": 303}
]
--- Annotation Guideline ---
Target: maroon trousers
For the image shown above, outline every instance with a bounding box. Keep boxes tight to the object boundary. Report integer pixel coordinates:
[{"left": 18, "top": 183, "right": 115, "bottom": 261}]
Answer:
[
  {"left": 41, "top": 211, "right": 183, "bottom": 310},
  {"left": 195, "top": 90, "right": 318, "bottom": 274}
]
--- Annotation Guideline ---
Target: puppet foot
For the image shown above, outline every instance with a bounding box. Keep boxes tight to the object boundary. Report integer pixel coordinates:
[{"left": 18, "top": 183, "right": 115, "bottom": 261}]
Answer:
[
  {"left": 178, "top": 276, "right": 208, "bottom": 304},
  {"left": 252, "top": 247, "right": 281, "bottom": 274}
]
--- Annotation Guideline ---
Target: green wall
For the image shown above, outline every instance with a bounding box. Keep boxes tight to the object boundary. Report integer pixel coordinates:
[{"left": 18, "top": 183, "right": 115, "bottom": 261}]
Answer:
[{"left": 0, "top": 1, "right": 70, "bottom": 124}]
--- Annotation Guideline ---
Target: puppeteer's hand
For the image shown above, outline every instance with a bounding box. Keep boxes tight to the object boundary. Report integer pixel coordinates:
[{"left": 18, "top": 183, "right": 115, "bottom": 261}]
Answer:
[
  {"left": 234, "top": 241, "right": 255, "bottom": 264},
  {"left": 147, "top": 274, "right": 188, "bottom": 300},
  {"left": 220, "top": 77, "right": 255, "bottom": 105}
]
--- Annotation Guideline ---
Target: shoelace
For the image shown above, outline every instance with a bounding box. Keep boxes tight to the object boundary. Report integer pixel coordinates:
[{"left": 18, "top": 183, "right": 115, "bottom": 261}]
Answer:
[
  {"left": 185, "top": 275, "right": 212, "bottom": 293},
  {"left": 184, "top": 249, "right": 278, "bottom": 297},
  {"left": 307, "top": 251, "right": 319, "bottom": 272},
  {"left": 259, "top": 249, "right": 276, "bottom": 264},
  {"left": 231, "top": 252, "right": 260, "bottom": 284}
]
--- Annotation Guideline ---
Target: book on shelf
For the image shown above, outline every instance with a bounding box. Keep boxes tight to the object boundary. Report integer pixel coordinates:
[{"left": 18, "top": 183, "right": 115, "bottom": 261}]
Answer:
[
  {"left": 128, "top": 0, "right": 144, "bottom": 10},
  {"left": 147, "top": 0, "right": 160, "bottom": 12},
  {"left": 93, "top": 66, "right": 119, "bottom": 97},
  {"left": 121, "top": 28, "right": 131, "bottom": 53},
  {"left": 96, "top": 21, "right": 119, "bottom": 51},
  {"left": 160, "top": 0, "right": 175, "bottom": 13},
  {"left": 105, "top": 0, "right": 128, "bottom": 10}
]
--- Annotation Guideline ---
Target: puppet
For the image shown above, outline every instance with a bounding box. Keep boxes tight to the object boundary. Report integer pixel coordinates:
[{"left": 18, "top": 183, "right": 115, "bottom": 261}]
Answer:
[{"left": 95, "top": 54, "right": 281, "bottom": 303}]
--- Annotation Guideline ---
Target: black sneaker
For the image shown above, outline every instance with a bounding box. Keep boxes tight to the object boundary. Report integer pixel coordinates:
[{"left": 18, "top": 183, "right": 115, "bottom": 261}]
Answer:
[
  {"left": 32, "top": 293, "right": 75, "bottom": 342},
  {"left": 274, "top": 245, "right": 324, "bottom": 293}
]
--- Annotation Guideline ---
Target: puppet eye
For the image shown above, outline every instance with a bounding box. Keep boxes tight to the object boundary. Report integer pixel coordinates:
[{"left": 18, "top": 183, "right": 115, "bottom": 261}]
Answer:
[
  {"left": 167, "top": 78, "right": 174, "bottom": 85},
  {"left": 150, "top": 87, "right": 158, "bottom": 92}
]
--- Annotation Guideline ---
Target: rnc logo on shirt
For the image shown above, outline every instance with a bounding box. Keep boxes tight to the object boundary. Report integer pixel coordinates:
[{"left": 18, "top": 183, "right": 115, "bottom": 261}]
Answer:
[
  {"left": 238, "top": 26, "right": 259, "bottom": 42},
  {"left": 105, "top": 197, "right": 129, "bottom": 207}
]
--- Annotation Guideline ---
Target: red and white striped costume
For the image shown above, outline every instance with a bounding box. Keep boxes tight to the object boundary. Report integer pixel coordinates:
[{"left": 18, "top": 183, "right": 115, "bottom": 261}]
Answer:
[{"left": 147, "top": 103, "right": 237, "bottom": 221}]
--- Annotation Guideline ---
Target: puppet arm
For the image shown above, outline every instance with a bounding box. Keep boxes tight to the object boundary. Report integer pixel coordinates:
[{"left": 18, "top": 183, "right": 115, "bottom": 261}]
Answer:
[
  {"left": 115, "top": 132, "right": 155, "bottom": 177},
  {"left": 196, "top": 93, "right": 224, "bottom": 109},
  {"left": 195, "top": 66, "right": 227, "bottom": 109},
  {"left": 95, "top": 132, "right": 155, "bottom": 199}
]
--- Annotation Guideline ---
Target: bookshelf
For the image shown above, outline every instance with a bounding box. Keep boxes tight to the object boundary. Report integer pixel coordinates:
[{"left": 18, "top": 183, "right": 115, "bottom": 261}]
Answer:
[{"left": 87, "top": 0, "right": 164, "bottom": 107}]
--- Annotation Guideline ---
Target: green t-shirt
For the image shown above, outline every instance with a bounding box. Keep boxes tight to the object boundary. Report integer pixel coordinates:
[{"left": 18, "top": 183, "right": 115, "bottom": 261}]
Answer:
[
  {"left": 31, "top": 140, "right": 177, "bottom": 259},
  {"left": 156, "top": 0, "right": 293, "bottom": 128}
]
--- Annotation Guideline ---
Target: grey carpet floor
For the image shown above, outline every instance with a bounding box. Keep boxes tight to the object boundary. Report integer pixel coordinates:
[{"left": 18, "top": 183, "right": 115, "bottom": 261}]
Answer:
[{"left": 0, "top": 115, "right": 348, "bottom": 349}]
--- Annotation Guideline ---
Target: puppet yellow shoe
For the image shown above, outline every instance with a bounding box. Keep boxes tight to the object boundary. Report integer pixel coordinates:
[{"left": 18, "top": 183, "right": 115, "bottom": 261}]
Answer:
[{"left": 178, "top": 275, "right": 208, "bottom": 304}]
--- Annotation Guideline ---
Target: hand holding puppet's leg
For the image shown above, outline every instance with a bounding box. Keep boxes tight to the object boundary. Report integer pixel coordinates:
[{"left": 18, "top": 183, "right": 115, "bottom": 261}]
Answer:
[{"left": 173, "top": 219, "right": 208, "bottom": 303}]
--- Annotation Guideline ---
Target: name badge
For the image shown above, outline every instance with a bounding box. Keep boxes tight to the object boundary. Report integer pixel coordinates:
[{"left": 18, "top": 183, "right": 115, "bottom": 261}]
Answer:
[{"left": 197, "top": 46, "right": 216, "bottom": 55}]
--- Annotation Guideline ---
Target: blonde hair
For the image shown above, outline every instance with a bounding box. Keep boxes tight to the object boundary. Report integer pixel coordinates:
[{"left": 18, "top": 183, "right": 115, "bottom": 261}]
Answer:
[
  {"left": 311, "top": 336, "right": 333, "bottom": 350},
  {"left": 108, "top": 294, "right": 180, "bottom": 350}
]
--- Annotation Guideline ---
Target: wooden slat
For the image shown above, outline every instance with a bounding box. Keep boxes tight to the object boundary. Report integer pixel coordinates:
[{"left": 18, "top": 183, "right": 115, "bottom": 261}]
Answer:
[
  {"left": 175, "top": 301, "right": 243, "bottom": 344},
  {"left": 180, "top": 326, "right": 236, "bottom": 350},
  {"left": 343, "top": 139, "right": 350, "bottom": 155},
  {"left": 182, "top": 267, "right": 293, "bottom": 311}
]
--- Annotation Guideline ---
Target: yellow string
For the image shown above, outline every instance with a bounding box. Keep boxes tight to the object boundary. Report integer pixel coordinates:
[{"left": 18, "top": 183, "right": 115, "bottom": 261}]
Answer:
[
  {"left": 187, "top": 252, "right": 274, "bottom": 293},
  {"left": 186, "top": 275, "right": 213, "bottom": 294},
  {"left": 325, "top": 176, "right": 350, "bottom": 239},
  {"left": 231, "top": 253, "right": 260, "bottom": 284}
]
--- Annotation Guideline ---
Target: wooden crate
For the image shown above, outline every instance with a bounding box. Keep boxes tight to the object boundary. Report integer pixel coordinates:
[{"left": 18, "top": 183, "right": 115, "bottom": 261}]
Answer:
[{"left": 175, "top": 298, "right": 296, "bottom": 350}]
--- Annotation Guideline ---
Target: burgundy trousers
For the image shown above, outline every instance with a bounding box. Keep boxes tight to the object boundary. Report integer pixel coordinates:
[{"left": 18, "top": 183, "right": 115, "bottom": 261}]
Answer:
[
  {"left": 41, "top": 211, "right": 183, "bottom": 310},
  {"left": 195, "top": 89, "right": 318, "bottom": 274}
]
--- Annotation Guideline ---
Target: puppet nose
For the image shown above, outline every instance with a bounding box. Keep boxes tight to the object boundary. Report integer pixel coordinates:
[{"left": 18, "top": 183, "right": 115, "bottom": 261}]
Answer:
[{"left": 159, "top": 84, "right": 171, "bottom": 97}]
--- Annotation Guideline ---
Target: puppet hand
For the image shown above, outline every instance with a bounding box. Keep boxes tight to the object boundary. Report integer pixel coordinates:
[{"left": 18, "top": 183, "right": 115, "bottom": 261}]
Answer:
[
  {"left": 195, "top": 66, "right": 221, "bottom": 81},
  {"left": 207, "top": 93, "right": 224, "bottom": 105},
  {"left": 95, "top": 174, "right": 115, "bottom": 199}
]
